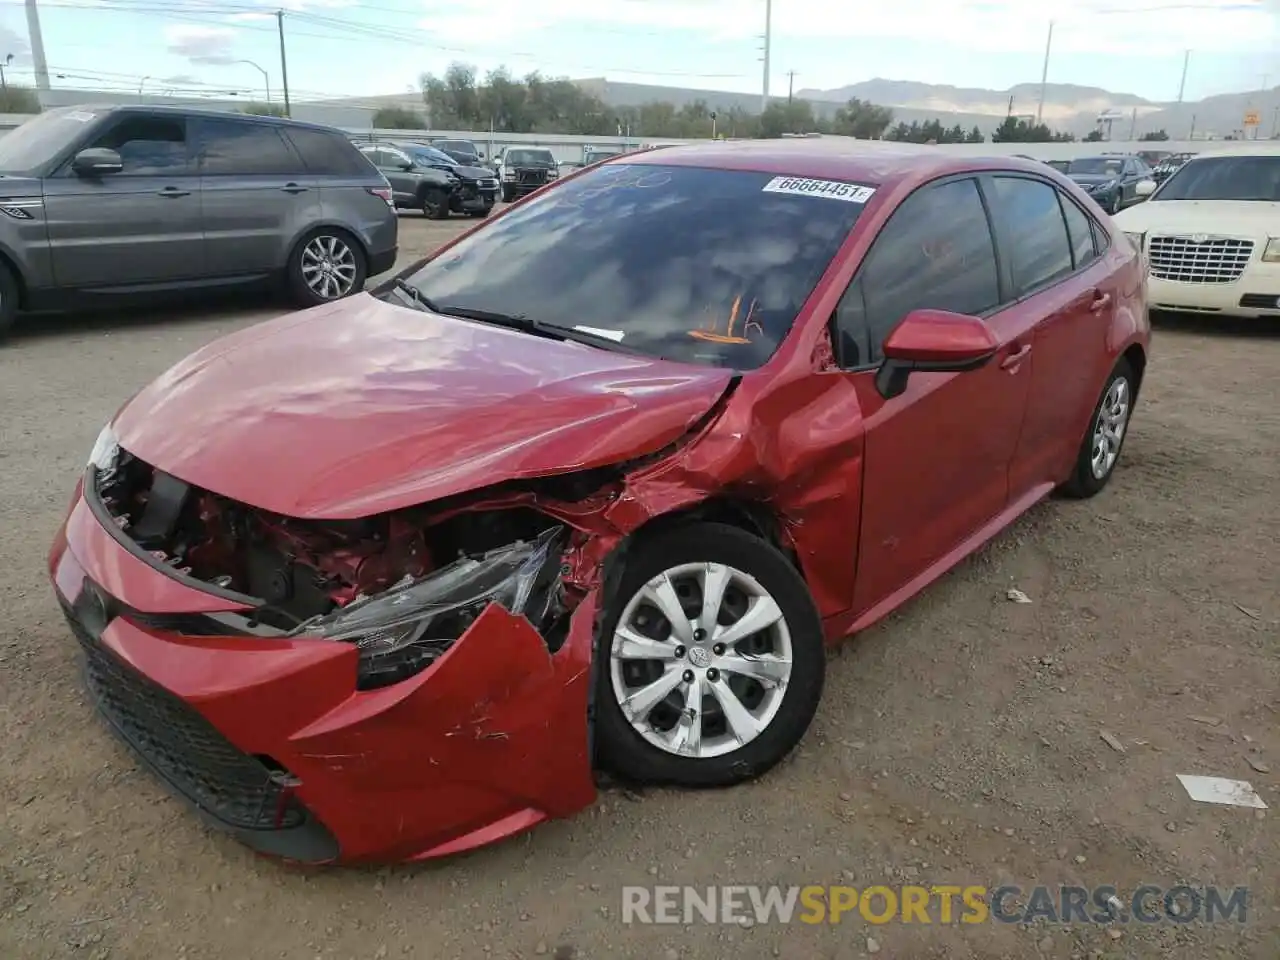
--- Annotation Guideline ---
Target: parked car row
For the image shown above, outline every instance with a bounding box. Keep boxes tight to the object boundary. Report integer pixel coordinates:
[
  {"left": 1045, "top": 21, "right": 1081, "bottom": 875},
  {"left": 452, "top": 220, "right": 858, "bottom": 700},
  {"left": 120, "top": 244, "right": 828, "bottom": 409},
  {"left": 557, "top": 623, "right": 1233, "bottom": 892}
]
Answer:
[{"left": 356, "top": 140, "right": 499, "bottom": 219}]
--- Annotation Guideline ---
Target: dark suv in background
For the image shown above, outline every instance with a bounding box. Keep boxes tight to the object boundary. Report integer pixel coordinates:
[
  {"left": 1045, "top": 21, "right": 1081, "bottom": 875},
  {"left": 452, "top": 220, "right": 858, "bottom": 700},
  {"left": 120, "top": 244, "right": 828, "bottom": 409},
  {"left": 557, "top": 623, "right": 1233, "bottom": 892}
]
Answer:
[
  {"left": 357, "top": 141, "right": 498, "bottom": 218},
  {"left": 494, "top": 147, "right": 559, "bottom": 202},
  {"left": 1061, "top": 154, "right": 1154, "bottom": 214},
  {"left": 0, "top": 104, "right": 397, "bottom": 339}
]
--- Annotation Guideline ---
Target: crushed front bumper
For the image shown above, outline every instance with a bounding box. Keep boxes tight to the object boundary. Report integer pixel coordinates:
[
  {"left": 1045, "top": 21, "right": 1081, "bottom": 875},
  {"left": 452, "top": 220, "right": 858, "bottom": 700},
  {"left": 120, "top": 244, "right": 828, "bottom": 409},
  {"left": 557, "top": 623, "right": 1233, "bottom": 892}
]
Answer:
[{"left": 49, "top": 484, "right": 600, "bottom": 865}]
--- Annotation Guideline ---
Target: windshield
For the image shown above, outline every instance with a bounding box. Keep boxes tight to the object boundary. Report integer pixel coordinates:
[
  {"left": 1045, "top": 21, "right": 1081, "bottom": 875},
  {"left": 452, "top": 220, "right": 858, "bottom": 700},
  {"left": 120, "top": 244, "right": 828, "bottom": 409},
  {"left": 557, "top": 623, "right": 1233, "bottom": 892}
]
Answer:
[
  {"left": 435, "top": 140, "right": 476, "bottom": 155},
  {"left": 1066, "top": 157, "right": 1125, "bottom": 176},
  {"left": 1153, "top": 155, "right": 1280, "bottom": 201},
  {"left": 405, "top": 145, "right": 456, "bottom": 166},
  {"left": 507, "top": 149, "right": 555, "bottom": 165},
  {"left": 0, "top": 107, "right": 96, "bottom": 175},
  {"left": 400, "top": 163, "right": 871, "bottom": 369}
]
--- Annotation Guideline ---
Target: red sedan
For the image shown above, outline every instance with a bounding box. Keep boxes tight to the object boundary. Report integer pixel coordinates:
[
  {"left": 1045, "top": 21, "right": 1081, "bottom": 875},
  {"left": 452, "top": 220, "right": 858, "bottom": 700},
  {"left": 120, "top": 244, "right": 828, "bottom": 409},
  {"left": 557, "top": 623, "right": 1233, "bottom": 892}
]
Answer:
[{"left": 50, "top": 141, "right": 1149, "bottom": 865}]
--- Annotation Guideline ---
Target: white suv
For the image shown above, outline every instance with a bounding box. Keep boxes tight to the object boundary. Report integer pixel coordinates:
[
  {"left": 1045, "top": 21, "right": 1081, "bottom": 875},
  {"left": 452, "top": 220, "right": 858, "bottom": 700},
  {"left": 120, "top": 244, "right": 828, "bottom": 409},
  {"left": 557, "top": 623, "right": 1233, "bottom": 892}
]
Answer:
[{"left": 1115, "top": 143, "right": 1280, "bottom": 319}]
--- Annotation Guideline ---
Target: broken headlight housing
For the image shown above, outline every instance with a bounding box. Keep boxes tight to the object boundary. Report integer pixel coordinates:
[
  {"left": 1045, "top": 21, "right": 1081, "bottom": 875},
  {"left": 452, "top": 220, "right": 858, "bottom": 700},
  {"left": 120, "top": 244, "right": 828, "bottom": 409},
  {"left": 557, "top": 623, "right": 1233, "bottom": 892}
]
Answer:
[
  {"left": 88, "top": 424, "right": 120, "bottom": 473},
  {"left": 295, "top": 526, "right": 566, "bottom": 691}
]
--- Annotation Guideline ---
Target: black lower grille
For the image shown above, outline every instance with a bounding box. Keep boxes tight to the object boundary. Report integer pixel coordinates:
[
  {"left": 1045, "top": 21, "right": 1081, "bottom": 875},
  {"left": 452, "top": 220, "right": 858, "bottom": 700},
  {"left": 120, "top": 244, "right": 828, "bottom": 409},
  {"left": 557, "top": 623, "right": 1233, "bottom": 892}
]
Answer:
[
  {"left": 64, "top": 604, "right": 303, "bottom": 831},
  {"left": 1239, "top": 293, "right": 1280, "bottom": 309},
  {"left": 518, "top": 170, "right": 547, "bottom": 185}
]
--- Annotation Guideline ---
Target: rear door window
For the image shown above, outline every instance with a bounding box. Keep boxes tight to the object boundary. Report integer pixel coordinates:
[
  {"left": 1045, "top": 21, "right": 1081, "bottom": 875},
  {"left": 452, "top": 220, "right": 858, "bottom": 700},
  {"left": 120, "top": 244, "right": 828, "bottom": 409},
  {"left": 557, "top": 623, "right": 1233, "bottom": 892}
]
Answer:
[
  {"left": 285, "top": 126, "right": 376, "bottom": 176},
  {"left": 989, "top": 176, "right": 1075, "bottom": 295},
  {"left": 86, "top": 114, "right": 191, "bottom": 176},
  {"left": 196, "top": 118, "right": 301, "bottom": 176},
  {"left": 1059, "top": 195, "right": 1100, "bottom": 269},
  {"left": 833, "top": 177, "right": 1001, "bottom": 368}
]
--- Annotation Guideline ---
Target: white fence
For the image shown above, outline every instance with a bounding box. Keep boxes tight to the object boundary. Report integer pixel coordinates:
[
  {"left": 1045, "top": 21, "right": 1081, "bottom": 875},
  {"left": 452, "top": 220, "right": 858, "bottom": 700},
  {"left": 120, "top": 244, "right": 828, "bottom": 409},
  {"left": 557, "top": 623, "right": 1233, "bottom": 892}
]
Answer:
[{"left": 0, "top": 112, "right": 1258, "bottom": 164}]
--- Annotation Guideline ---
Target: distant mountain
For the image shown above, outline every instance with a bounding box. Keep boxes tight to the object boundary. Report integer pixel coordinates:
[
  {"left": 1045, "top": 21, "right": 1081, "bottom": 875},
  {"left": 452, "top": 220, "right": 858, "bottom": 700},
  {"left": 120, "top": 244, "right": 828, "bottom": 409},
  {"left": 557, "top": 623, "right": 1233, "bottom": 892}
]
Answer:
[{"left": 577, "top": 76, "right": 1279, "bottom": 140}]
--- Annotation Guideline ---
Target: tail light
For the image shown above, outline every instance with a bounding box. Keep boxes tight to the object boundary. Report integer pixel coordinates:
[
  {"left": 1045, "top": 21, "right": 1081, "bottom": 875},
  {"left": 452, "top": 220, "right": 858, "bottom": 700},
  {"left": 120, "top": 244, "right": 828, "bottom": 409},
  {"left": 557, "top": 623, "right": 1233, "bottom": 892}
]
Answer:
[{"left": 367, "top": 186, "right": 393, "bottom": 207}]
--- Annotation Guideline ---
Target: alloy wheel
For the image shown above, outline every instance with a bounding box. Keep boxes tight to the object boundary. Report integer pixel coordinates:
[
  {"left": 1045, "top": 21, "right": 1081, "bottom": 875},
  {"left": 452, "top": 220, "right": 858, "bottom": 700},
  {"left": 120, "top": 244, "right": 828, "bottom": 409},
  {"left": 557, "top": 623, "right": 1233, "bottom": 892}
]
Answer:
[
  {"left": 301, "top": 235, "right": 357, "bottom": 300},
  {"left": 608, "top": 562, "right": 793, "bottom": 759},
  {"left": 1091, "top": 376, "right": 1131, "bottom": 479}
]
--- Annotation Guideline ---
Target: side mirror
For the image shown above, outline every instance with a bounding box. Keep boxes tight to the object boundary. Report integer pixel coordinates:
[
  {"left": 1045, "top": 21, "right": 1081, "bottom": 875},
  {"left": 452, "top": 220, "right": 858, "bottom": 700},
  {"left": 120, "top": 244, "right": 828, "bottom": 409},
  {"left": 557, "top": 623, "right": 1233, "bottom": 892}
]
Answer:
[
  {"left": 71, "top": 147, "right": 124, "bottom": 176},
  {"left": 398, "top": 160, "right": 414, "bottom": 171},
  {"left": 874, "top": 309, "right": 999, "bottom": 400},
  {"left": 1134, "top": 179, "right": 1156, "bottom": 198}
]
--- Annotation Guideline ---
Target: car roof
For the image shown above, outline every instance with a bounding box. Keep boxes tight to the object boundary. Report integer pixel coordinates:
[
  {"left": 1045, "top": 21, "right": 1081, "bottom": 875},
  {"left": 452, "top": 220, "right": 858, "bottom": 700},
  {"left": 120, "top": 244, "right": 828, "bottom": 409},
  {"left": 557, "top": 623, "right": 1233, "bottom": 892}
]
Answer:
[
  {"left": 1188, "top": 142, "right": 1280, "bottom": 157},
  {"left": 56, "top": 103, "right": 346, "bottom": 134},
  {"left": 621, "top": 138, "right": 1052, "bottom": 188}
]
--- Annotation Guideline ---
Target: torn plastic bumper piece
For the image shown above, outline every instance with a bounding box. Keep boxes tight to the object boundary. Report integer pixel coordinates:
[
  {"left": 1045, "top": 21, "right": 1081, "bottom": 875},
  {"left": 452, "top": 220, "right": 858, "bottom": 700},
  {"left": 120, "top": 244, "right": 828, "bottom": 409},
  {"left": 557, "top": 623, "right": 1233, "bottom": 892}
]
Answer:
[{"left": 50, "top": 493, "right": 601, "bottom": 864}]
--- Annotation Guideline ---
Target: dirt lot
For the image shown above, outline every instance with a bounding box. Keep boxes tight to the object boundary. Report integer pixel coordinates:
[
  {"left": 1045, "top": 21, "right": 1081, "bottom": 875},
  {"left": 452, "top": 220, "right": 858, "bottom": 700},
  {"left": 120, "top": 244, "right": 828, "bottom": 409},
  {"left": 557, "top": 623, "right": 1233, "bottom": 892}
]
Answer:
[{"left": 1, "top": 214, "right": 1277, "bottom": 960}]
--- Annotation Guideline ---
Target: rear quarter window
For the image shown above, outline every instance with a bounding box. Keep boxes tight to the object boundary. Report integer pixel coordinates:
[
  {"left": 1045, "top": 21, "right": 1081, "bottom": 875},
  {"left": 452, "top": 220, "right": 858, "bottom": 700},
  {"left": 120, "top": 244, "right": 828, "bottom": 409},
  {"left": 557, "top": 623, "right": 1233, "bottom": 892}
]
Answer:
[{"left": 285, "top": 127, "right": 379, "bottom": 176}]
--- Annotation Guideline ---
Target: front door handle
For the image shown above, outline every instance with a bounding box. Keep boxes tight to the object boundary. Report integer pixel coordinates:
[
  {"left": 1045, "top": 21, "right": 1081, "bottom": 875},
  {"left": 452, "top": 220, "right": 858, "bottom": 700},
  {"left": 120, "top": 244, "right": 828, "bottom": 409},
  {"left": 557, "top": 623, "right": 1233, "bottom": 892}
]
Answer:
[
  {"left": 157, "top": 187, "right": 190, "bottom": 198},
  {"left": 1000, "top": 344, "right": 1032, "bottom": 371},
  {"left": 281, "top": 182, "right": 309, "bottom": 194},
  {"left": 1090, "top": 291, "right": 1113, "bottom": 313}
]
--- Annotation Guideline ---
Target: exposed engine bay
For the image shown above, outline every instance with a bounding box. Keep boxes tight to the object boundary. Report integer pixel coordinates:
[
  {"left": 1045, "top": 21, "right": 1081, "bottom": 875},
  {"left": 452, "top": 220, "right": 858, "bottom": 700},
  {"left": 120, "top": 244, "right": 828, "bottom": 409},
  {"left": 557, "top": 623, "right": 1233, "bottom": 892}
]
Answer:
[{"left": 93, "top": 449, "right": 578, "bottom": 688}]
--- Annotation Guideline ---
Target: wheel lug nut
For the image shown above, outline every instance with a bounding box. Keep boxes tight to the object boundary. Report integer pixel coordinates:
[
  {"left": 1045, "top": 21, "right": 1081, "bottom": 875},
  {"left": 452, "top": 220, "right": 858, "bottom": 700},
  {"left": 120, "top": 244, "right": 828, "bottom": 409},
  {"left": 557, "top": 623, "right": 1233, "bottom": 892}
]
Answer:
[
  {"left": 683, "top": 669, "right": 694, "bottom": 682},
  {"left": 673, "top": 646, "right": 686, "bottom": 658},
  {"left": 693, "top": 628, "right": 706, "bottom": 642},
  {"left": 706, "top": 668, "right": 719, "bottom": 682},
  {"left": 712, "top": 643, "right": 725, "bottom": 655}
]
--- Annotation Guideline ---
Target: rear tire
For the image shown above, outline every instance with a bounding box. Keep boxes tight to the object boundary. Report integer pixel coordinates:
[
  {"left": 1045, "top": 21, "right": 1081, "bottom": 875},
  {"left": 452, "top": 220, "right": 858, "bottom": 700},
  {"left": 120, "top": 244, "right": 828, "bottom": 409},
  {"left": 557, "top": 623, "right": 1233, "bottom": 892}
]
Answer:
[
  {"left": 1059, "top": 357, "right": 1135, "bottom": 499},
  {"left": 0, "top": 262, "right": 18, "bottom": 342},
  {"left": 594, "top": 523, "right": 825, "bottom": 788},
  {"left": 286, "top": 228, "right": 367, "bottom": 308}
]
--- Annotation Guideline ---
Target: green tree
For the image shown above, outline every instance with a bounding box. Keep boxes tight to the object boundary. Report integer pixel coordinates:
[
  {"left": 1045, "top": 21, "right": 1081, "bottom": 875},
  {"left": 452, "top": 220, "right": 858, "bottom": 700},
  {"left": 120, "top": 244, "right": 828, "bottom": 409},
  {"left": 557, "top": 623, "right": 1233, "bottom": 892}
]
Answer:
[
  {"left": 1139, "top": 129, "right": 1170, "bottom": 141},
  {"left": 831, "top": 97, "right": 894, "bottom": 139},
  {"left": 372, "top": 107, "right": 425, "bottom": 129},
  {"left": 240, "top": 102, "right": 287, "bottom": 117},
  {"left": 1083, "top": 129, "right": 1105, "bottom": 142},
  {"left": 991, "top": 116, "right": 1073, "bottom": 143},
  {"left": 965, "top": 125, "right": 985, "bottom": 143},
  {"left": 0, "top": 86, "right": 40, "bottom": 113}
]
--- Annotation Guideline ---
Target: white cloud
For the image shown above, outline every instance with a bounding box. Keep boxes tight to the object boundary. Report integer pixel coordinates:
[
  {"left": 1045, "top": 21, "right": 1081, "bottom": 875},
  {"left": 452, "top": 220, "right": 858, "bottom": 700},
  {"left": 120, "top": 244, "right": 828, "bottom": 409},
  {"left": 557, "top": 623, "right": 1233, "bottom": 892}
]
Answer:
[
  {"left": 414, "top": 0, "right": 1277, "bottom": 56},
  {"left": 165, "top": 24, "right": 238, "bottom": 65}
]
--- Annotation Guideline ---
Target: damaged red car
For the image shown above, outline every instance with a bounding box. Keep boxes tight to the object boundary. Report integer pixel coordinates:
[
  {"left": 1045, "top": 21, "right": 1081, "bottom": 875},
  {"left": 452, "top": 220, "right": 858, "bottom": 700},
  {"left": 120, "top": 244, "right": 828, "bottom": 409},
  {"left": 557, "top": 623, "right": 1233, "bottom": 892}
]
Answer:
[{"left": 50, "top": 142, "right": 1149, "bottom": 865}]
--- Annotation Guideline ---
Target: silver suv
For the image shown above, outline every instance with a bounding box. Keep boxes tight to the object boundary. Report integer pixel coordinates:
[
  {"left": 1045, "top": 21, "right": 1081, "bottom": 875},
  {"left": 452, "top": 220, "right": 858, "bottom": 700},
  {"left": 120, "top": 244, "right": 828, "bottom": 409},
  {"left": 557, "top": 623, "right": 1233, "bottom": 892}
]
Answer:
[{"left": 0, "top": 104, "right": 398, "bottom": 340}]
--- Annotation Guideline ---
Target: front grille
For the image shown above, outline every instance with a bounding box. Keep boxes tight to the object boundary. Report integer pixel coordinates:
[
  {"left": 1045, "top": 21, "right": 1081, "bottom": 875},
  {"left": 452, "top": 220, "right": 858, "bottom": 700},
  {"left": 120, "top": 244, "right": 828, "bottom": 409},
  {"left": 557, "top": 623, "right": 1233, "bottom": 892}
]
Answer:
[
  {"left": 1239, "top": 293, "right": 1280, "bottom": 309},
  {"left": 518, "top": 170, "right": 548, "bottom": 185},
  {"left": 1148, "top": 235, "right": 1254, "bottom": 284},
  {"left": 64, "top": 602, "right": 303, "bottom": 831}
]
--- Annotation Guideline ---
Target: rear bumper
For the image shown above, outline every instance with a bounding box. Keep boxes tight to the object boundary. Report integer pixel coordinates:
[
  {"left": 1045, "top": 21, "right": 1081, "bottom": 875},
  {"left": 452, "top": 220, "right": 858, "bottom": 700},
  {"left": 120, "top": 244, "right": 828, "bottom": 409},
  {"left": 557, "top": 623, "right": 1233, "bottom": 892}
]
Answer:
[{"left": 49, "top": 482, "right": 599, "bottom": 865}]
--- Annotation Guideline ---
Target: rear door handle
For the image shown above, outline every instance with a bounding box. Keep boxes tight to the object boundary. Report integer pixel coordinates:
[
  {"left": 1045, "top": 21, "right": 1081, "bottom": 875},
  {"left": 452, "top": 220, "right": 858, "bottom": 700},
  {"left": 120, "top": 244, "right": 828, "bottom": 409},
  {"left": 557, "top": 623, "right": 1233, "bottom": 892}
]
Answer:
[
  {"left": 1000, "top": 344, "right": 1032, "bottom": 370},
  {"left": 157, "top": 187, "right": 190, "bottom": 198},
  {"left": 281, "top": 183, "right": 309, "bottom": 194},
  {"left": 1090, "top": 291, "right": 1113, "bottom": 313}
]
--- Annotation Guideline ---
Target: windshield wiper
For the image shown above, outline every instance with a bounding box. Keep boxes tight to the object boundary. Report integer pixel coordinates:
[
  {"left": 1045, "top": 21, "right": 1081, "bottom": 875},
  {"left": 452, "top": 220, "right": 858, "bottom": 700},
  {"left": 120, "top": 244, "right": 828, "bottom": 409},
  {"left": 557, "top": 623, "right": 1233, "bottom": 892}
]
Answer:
[
  {"left": 434, "top": 304, "right": 648, "bottom": 355},
  {"left": 390, "top": 279, "right": 441, "bottom": 313}
]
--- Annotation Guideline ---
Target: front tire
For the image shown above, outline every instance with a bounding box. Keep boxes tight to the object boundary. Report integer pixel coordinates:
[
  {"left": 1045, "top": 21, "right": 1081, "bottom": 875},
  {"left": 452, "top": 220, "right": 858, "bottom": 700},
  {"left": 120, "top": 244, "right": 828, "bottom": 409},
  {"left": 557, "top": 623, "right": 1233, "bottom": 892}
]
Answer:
[
  {"left": 1059, "top": 357, "right": 1135, "bottom": 499},
  {"left": 421, "top": 188, "right": 450, "bottom": 220},
  {"left": 594, "top": 523, "right": 825, "bottom": 788},
  {"left": 501, "top": 185, "right": 515, "bottom": 203},
  {"left": 287, "top": 229, "right": 366, "bottom": 308}
]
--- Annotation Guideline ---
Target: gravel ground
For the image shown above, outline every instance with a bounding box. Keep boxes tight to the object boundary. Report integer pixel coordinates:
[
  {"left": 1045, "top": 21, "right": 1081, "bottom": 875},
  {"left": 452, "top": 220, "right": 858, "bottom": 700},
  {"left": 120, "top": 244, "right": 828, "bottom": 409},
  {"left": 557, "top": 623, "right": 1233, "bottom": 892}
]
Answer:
[{"left": 1, "top": 214, "right": 1277, "bottom": 960}]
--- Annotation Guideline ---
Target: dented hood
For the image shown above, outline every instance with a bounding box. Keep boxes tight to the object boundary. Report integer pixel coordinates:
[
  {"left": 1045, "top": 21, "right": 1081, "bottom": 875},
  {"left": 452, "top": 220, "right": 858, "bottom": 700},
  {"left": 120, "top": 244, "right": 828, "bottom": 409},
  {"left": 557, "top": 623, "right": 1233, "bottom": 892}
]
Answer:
[{"left": 113, "top": 294, "right": 733, "bottom": 519}]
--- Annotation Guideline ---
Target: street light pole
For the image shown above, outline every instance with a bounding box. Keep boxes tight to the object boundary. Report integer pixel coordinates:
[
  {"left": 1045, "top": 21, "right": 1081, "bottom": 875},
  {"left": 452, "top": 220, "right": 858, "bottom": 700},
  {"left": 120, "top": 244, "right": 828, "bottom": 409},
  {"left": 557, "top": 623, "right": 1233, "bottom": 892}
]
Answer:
[
  {"left": 0, "top": 54, "right": 11, "bottom": 94},
  {"left": 1036, "top": 20, "right": 1054, "bottom": 125},
  {"left": 137, "top": 75, "right": 149, "bottom": 95},
  {"left": 236, "top": 59, "right": 270, "bottom": 103},
  {"left": 1176, "top": 49, "right": 1191, "bottom": 138},
  {"left": 760, "top": 0, "right": 771, "bottom": 115}
]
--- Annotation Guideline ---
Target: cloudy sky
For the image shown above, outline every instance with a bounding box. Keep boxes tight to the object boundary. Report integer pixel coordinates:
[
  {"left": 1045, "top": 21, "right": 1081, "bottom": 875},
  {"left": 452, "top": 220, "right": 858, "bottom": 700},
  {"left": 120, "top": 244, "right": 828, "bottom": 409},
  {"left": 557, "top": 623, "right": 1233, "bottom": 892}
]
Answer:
[{"left": 0, "top": 0, "right": 1276, "bottom": 107}]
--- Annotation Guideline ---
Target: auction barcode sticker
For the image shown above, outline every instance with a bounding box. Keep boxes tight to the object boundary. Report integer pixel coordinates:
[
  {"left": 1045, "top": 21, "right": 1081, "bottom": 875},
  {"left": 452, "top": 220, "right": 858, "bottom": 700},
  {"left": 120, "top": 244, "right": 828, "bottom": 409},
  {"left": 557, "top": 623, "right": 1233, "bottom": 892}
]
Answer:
[{"left": 762, "top": 177, "right": 876, "bottom": 203}]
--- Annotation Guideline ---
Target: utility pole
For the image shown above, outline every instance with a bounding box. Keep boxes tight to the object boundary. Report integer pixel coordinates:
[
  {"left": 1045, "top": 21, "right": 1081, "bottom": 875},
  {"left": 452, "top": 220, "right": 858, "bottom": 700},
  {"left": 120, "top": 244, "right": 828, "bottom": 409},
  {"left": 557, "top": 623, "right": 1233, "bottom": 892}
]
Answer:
[
  {"left": 276, "top": 9, "right": 292, "bottom": 117},
  {"left": 1007, "top": 95, "right": 1014, "bottom": 117},
  {"left": 760, "top": 0, "right": 771, "bottom": 115},
  {"left": 24, "top": 0, "right": 50, "bottom": 92},
  {"left": 787, "top": 70, "right": 796, "bottom": 106},
  {"left": 1128, "top": 107, "right": 1137, "bottom": 140},
  {"left": 0, "top": 54, "right": 11, "bottom": 94},
  {"left": 1176, "top": 49, "right": 1190, "bottom": 139},
  {"left": 1036, "top": 20, "right": 1054, "bottom": 125}
]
